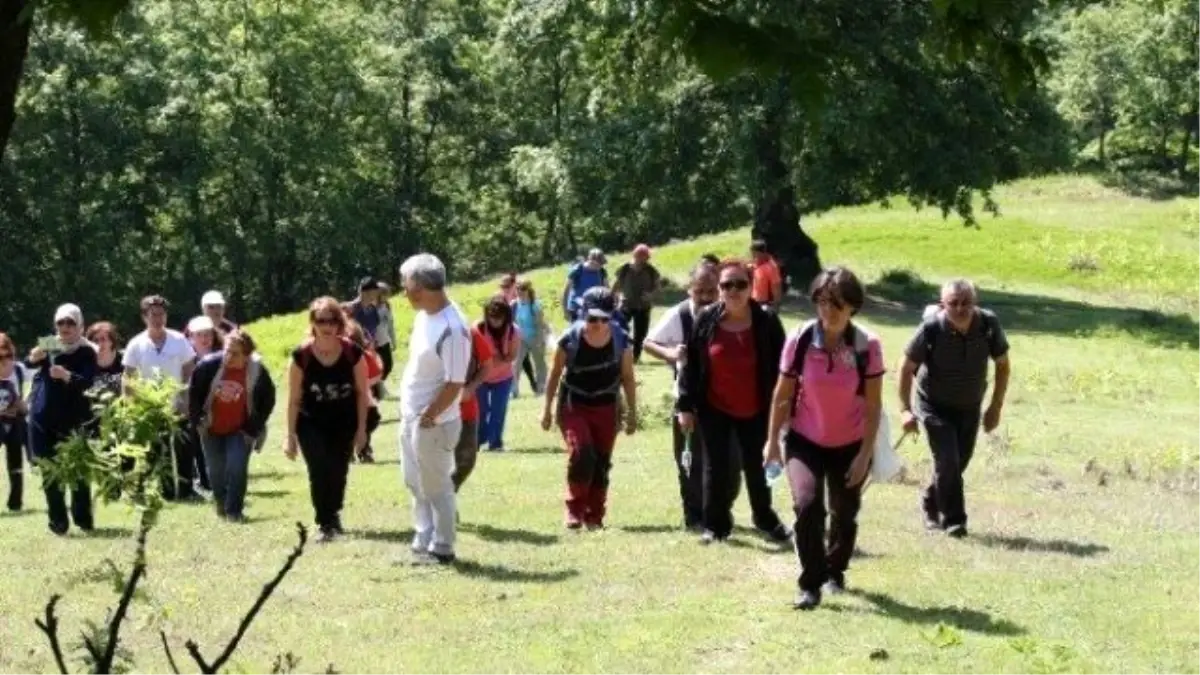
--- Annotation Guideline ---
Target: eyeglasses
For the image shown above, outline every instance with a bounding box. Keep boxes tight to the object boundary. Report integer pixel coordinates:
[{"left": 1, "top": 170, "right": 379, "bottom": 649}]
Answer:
[
  {"left": 56, "top": 319, "right": 77, "bottom": 328},
  {"left": 586, "top": 315, "right": 610, "bottom": 325},
  {"left": 719, "top": 279, "right": 750, "bottom": 292}
]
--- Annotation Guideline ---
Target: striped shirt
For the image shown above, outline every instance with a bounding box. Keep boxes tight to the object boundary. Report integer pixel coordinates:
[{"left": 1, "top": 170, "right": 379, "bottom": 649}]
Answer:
[{"left": 905, "top": 309, "right": 1008, "bottom": 413}]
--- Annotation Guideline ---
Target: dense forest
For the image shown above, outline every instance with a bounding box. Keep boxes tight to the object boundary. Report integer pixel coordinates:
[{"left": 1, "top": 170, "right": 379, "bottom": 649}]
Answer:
[{"left": 1, "top": 0, "right": 1196, "bottom": 344}]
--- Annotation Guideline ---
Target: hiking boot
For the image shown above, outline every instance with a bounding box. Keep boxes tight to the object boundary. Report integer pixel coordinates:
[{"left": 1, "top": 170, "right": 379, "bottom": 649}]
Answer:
[
  {"left": 823, "top": 574, "right": 846, "bottom": 595},
  {"left": 431, "top": 551, "right": 457, "bottom": 565},
  {"left": 945, "top": 524, "right": 968, "bottom": 539},
  {"left": 226, "top": 513, "right": 247, "bottom": 524},
  {"left": 585, "top": 521, "right": 605, "bottom": 532},
  {"left": 565, "top": 512, "right": 583, "bottom": 530},
  {"left": 794, "top": 589, "right": 821, "bottom": 611},
  {"left": 763, "top": 523, "right": 792, "bottom": 543}
]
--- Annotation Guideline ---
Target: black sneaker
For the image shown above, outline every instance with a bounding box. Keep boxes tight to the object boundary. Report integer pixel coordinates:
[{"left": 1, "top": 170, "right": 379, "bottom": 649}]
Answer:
[
  {"left": 331, "top": 516, "right": 346, "bottom": 536},
  {"left": 700, "top": 530, "right": 727, "bottom": 545},
  {"left": 431, "top": 551, "right": 456, "bottom": 565},
  {"left": 317, "top": 527, "right": 337, "bottom": 543},
  {"left": 48, "top": 521, "right": 69, "bottom": 536},
  {"left": 945, "top": 524, "right": 968, "bottom": 539},
  {"left": 794, "top": 589, "right": 821, "bottom": 610},
  {"left": 215, "top": 503, "right": 227, "bottom": 519},
  {"left": 763, "top": 523, "right": 792, "bottom": 543},
  {"left": 823, "top": 574, "right": 846, "bottom": 595}
]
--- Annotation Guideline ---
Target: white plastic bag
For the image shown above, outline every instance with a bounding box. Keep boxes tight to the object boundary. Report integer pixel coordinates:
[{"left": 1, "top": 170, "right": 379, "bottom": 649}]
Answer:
[{"left": 868, "top": 413, "right": 906, "bottom": 485}]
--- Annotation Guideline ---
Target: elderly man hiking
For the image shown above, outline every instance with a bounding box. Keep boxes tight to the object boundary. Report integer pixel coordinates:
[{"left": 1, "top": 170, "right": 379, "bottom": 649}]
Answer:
[
  {"left": 898, "top": 278, "right": 1011, "bottom": 538},
  {"left": 398, "top": 253, "right": 472, "bottom": 564}
]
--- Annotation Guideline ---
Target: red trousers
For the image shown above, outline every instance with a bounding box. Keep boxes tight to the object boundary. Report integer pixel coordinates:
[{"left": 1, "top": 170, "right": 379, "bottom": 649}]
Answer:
[{"left": 559, "top": 401, "right": 619, "bottom": 524}]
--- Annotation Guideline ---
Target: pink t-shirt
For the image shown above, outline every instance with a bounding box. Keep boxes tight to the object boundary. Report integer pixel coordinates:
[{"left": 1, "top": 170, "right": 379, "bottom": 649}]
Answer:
[
  {"left": 779, "top": 324, "right": 885, "bottom": 448},
  {"left": 482, "top": 324, "right": 522, "bottom": 384}
]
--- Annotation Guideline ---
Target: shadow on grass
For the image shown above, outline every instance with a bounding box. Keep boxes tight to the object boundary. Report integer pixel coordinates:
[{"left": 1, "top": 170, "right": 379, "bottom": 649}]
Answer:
[
  {"left": 452, "top": 559, "right": 579, "bottom": 584},
  {"left": 0, "top": 508, "right": 37, "bottom": 518},
  {"left": 619, "top": 524, "right": 683, "bottom": 535},
  {"left": 864, "top": 271, "right": 1198, "bottom": 349},
  {"left": 251, "top": 469, "right": 290, "bottom": 482},
  {"left": 356, "top": 528, "right": 416, "bottom": 544},
  {"left": 247, "top": 489, "right": 290, "bottom": 500},
  {"left": 85, "top": 526, "right": 134, "bottom": 539},
  {"left": 848, "top": 589, "right": 1025, "bottom": 636},
  {"left": 460, "top": 523, "right": 559, "bottom": 546},
  {"left": 1097, "top": 169, "right": 1198, "bottom": 201},
  {"left": 973, "top": 534, "right": 1109, "bottom": 558},
  {"left": 508, "top": 445, "right": 564, "bottom": 455}
]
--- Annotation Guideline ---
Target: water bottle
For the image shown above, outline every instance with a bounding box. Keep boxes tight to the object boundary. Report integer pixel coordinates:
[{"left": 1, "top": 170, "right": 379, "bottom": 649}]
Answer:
[
  {"left": 765, "top": 459, "right": 783, "bottom": 488},
  {"left": 680, "top": 433, "right": 693, "bottom": 477}
]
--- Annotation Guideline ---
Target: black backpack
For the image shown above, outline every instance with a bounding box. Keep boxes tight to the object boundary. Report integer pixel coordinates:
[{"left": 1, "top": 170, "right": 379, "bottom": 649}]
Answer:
[
  {"left": 670, "top": 300, "right": 695, "bottom": 378},
  {"left": 788, "top": 320, "right": 870, "bottom": 400}
]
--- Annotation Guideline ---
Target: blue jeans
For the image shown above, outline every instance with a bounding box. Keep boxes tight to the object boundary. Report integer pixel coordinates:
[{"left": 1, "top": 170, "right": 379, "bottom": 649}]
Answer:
[
  {"left": 477, "top": 377, "right": 514, "bottom": 450},
  {"left": 200, "top": 432, "right": 251, "bottom": 517}
]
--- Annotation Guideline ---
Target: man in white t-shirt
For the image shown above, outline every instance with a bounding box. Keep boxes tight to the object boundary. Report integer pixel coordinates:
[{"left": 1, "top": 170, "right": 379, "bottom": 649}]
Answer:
[
  {"left": 643, "top": 263, "right": 719, "bottom": 530},
  {"left": 123, "top": 295, "right": 198, "bottom": 499},
  {"left": 398, "top": 254, "right": 471, "bottom": 564}
]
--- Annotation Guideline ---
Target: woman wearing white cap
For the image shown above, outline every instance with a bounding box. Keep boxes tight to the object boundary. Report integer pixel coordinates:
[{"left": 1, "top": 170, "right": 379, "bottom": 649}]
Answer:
[
  {"left": 184, "top": 315, "right": 224, "bottom": 491},
  {"left": 26, "top": 303, "right": 98, "bottom": 535}
]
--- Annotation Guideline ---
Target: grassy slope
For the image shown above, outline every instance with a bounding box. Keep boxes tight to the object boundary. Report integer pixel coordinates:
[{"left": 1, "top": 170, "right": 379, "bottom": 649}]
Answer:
[{"left": 1, "top": 175, "right": 1196, "bottom": 674}]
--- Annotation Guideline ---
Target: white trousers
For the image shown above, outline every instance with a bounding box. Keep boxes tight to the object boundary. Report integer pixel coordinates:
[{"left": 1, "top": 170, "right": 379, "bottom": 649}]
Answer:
[{"left": 400, "top": 417, "right": 461, "bottom": 555}]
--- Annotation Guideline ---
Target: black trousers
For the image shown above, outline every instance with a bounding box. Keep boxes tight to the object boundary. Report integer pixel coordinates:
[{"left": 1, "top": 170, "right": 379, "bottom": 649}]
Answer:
[
  {"left": 154, "top": 420, "right": 196, "bottom": 500},
  {"left": 378, "top": 344, "right": 394, "bottom": 379},
  {"left": 297, "top": 423, "right": 353, "bottom": 530},
  {"left": 3, "top": 418, "right": 26, "bottom": 510},
  {"left": 28, "top": 419, "right": 93, "bottom": 531},
  {"left": 521, "top": 354, "right": 537, "bottom": 393},
  {"left": 627, "top": 308, "right": 651, "bottom": 362},
  {"left": 671, "top": 413, "right": 707, "bottom": 527},
  {"left": 921, "top": 405, "right": 981, "bottom": 528},
  {"left": 786, "top": 432, "right": 863, "bottom": 592},
  {"left": 698, "top": 408, "right": 782, "bottom": 538},
  {"left": 184, "top": 420, "right": 210, "bottom": 490}
]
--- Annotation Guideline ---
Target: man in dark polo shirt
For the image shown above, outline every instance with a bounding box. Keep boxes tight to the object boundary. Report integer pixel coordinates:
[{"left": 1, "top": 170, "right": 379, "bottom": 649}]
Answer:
[{"left": 898, "top": 279, "right": 1011, "bottom": 538}]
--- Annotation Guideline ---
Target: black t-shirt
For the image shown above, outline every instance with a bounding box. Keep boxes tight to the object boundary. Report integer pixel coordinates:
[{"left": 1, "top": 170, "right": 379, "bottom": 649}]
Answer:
[
  {"left": 292, "top": 341, "right": 363, "bottom": 431},
  {"left": 93, "top": 351, "right": 124, "bottom": 399},
  {"left": 558, "top": 332, "right": 621, "bottom": 406}
]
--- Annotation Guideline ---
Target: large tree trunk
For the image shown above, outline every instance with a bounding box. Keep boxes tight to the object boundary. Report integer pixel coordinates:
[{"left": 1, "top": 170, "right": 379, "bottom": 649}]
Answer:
[
  {"left": 0, "top": 0, "right": 33, "bottom": 164},
  {"left": 750, "top": 73, "right": 820, "bottom": 292}
]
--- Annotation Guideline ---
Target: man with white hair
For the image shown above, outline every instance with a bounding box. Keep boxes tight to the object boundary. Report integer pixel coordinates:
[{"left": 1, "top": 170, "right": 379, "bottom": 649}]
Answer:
[
  {"left": 398, "top": 253, "right": 472, "bottom": 564},
  {"left": 898, "top": 278, "right": 1011, "bottom": 538}
]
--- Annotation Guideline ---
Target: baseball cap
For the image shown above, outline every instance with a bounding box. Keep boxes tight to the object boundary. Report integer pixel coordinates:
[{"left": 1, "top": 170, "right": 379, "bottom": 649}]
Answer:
[
  {"left": 54, "top": 303, "right": 83, "bottom": 326},
  {"left": 201, "top": 290, "right": 225, "bottom": 307},
  {"left": 580, "top": 287, "right": 615, "bottom": 319},
  {"left": 358, "top": 276, "right": 382, "bottom": 293},
  {"left": 187, "top": 315, "right": 215, "bottom": 334},
  {"left": 586, "top": 248, "right": 606, "bottom": 264}
]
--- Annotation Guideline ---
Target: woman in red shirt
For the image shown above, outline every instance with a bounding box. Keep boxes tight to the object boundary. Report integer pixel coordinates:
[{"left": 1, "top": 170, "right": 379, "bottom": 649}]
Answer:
[{"left": 677, "top": 259, "right": 790, "bottom": 545}]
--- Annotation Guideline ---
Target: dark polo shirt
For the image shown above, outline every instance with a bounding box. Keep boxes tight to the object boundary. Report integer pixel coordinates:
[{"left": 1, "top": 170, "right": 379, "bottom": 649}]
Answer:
[{"left": 905, "top": 309, "right": 1009, "bottom": 414}]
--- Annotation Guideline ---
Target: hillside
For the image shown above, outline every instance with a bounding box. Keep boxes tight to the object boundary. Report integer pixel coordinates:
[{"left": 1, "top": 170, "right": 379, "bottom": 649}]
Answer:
[{"left": 1, "top": 174, "right": 1196, "bottom": 673}]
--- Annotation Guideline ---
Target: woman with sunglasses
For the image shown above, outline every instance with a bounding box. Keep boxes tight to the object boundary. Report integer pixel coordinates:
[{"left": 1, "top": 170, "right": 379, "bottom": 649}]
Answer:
[
  {"left": 542, "top": 287, "right": 637, "bottom": 530},
  {"left": 26, "top": 304, "right": 98, "bottom": 535},
  {"left": 0, "top": 332, "right": 30, "bottom": 512},
  {"left": 764, "top": 266, "right": 884, "bottom": 610},
  {"left": 677, "top": 260, "right": 790, "bottom": 545},
  {"left": 476, "top": 295, "right": 521, "bottom": 452},
  {"left": 285, "top": 298, "right": 369, "bottom": 542}
]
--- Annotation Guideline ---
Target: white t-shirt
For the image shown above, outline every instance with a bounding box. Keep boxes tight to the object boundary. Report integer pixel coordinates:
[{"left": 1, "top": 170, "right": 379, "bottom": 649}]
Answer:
[
  {"left": 647, "top": 300, "right": 703, "bottom": 399},
  {"left": 123, "top": 329, "right": 195, "bottom": 383},
  {"left": 400, "top": 303, "right": 471, "bottom": 424}
]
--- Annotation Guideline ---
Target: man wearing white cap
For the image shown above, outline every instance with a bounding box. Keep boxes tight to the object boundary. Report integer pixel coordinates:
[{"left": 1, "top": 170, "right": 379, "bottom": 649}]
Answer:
[{"left": 201, "top": 290, "right": 238, "bottom": 334}]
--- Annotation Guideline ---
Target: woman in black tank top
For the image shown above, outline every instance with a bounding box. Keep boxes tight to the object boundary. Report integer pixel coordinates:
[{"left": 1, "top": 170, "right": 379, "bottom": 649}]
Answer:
[{"left": 285, "top": 297, "right": 369, "bottom": 542}]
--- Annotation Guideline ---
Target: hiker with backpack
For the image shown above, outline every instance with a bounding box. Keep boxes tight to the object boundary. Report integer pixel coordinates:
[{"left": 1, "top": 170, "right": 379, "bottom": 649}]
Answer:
[
  {"left": 612, "top": 244, "right": 661, "bottom": 363},
  {"left": 284, "top": 297, "right": 370, "bottom": 543},
  {"left": 898, "top": 278, "right": 1010, "bottom": 539},
  {"left": 643, "top": 263, "right": 720, "bottom": 531},
  {"left": 677, "top": 260, "right": 791, "bottom": 546},
  {"left": 764, "top": 266, "right": 885, "bottom": 610},
  {"left": 750, "top": 240, "right": 785, "bottom": 314},
  {"left": 561, "top": 248, "right": 608, "bottom": 322},
  {"left": 0, "top": 332, "right": 29, "bottom": 512},
  {"left": 476, "top": 295, "right": 521, "bottom": 453},
  {"left": 541, "top": 287, "right": 638, "bottom": 530}
]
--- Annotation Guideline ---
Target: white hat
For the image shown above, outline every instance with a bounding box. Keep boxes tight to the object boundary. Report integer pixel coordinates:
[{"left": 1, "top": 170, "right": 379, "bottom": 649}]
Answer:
[
  {"left": 201, "top": 290, "right": 226, "bottom": 307},
  {"left": 54, "top": 303, "right": 83, "bottom": 326},
  {"left": 187, "top": 315, "right": 215, "bottom": 334}
]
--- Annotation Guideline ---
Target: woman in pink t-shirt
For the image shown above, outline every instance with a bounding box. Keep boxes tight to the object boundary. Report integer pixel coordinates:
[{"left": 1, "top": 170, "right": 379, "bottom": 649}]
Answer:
[
  {"left": 476, "top": 295, "right": 521, "bottom": 452},
  {"left": 764, "top": 266, "right": 884, "bottom": 611}
]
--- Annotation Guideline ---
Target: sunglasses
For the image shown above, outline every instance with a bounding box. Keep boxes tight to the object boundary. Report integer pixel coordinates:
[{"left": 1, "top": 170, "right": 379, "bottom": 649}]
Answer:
[
  {"left": 586, "top": 315, "right": 610, "bottom": 325},
  {"left": 314, "top": 316, "right": 340, "bottom": 326},
  {"left": 719, "top": 279, "right": 750, "bottom": 292},
  {"left": 56, "top": 319, "right": 77, "bottom": 328}
]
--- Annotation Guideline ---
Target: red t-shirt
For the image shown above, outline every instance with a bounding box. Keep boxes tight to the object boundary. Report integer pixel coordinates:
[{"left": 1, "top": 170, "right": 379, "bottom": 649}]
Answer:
[
  {"left": 208, "top": 366, "right": 248, "bottom": 435},
  {"left": 460, "top": 328, "right": 495, "bottom": 423},
  {"left": 706, "top": 326, "right": 760, "bottom": 419},
  {"left": 365, "top": 347, "right": 383, "bottom": 381}
]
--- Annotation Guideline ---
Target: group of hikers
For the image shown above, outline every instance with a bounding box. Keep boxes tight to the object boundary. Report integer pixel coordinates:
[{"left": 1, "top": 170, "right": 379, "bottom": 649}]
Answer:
[{"left": 0, "top": 239, "right": 1011, "bottom": 609}]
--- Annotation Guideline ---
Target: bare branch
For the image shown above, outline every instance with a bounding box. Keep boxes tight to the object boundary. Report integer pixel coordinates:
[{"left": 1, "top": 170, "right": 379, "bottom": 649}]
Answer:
[
  {"left": 95, "top": 517, "right": 151, "bottom": 673},
  {"left": 160, "top": 631, "right": 181, "bottom": 675},
  {"left": 34, "top": 595, "right": 70, "bottom": 675},
  {"left": 186, "top": 523, "right": 309, "bottom": 674}
]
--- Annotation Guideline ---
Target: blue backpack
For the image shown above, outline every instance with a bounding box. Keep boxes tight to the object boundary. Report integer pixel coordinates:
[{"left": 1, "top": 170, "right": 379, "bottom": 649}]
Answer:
[{"left": 560, "top": 320, "right": 628, "bottom": 400}]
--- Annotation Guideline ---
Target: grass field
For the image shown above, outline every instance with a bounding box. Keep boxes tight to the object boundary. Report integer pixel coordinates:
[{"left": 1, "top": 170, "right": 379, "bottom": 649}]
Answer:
[{"left": 1, "top": 175, "right": 1197, "bottom": 674}]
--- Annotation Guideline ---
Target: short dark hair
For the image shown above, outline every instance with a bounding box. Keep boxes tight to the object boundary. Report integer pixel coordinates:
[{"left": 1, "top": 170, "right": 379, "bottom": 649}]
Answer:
[
  {"left": 700, "top": 253, "right": 720, "bottom": 266},
  {"left": 140, "top": 295, "right": 169, "bottom": 314},
  {"left": 86, "top": 321, "right": 121, "bottom": 346},
  {"left": 750, "top": 240, "right": 769, "bottom": 254},
  {"left": 808, "top": 266, "right": 865, "bottom": 315},
  {"left": 225, "top": 329, "right": 257, "bottom": 354}
]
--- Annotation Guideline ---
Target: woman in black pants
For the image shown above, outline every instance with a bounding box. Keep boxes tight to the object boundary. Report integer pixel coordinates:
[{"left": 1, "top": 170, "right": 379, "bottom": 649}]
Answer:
[
  {"left": 26, "top": 304, "right": 98, "bottom": 535},
  {"left": 0, "top": 332, "right": 29, "bottom": 512},
  {"left": 285, "top": 297, "right": 369, "bottom": 543},
  {"left": 677, "top": 260, "right": 790, "bottom": 545}
]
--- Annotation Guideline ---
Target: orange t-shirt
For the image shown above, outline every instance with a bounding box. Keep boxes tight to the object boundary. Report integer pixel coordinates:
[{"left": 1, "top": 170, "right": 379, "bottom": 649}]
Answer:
[
  {"left": 752, "top": 258, "right": 782, "bottom": 304},
  {"left": 208, "top": 366, "right": 248, "bottom": 436},
  {"left": 459, "top": 328, "right": 495, "bottom": 423}
]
